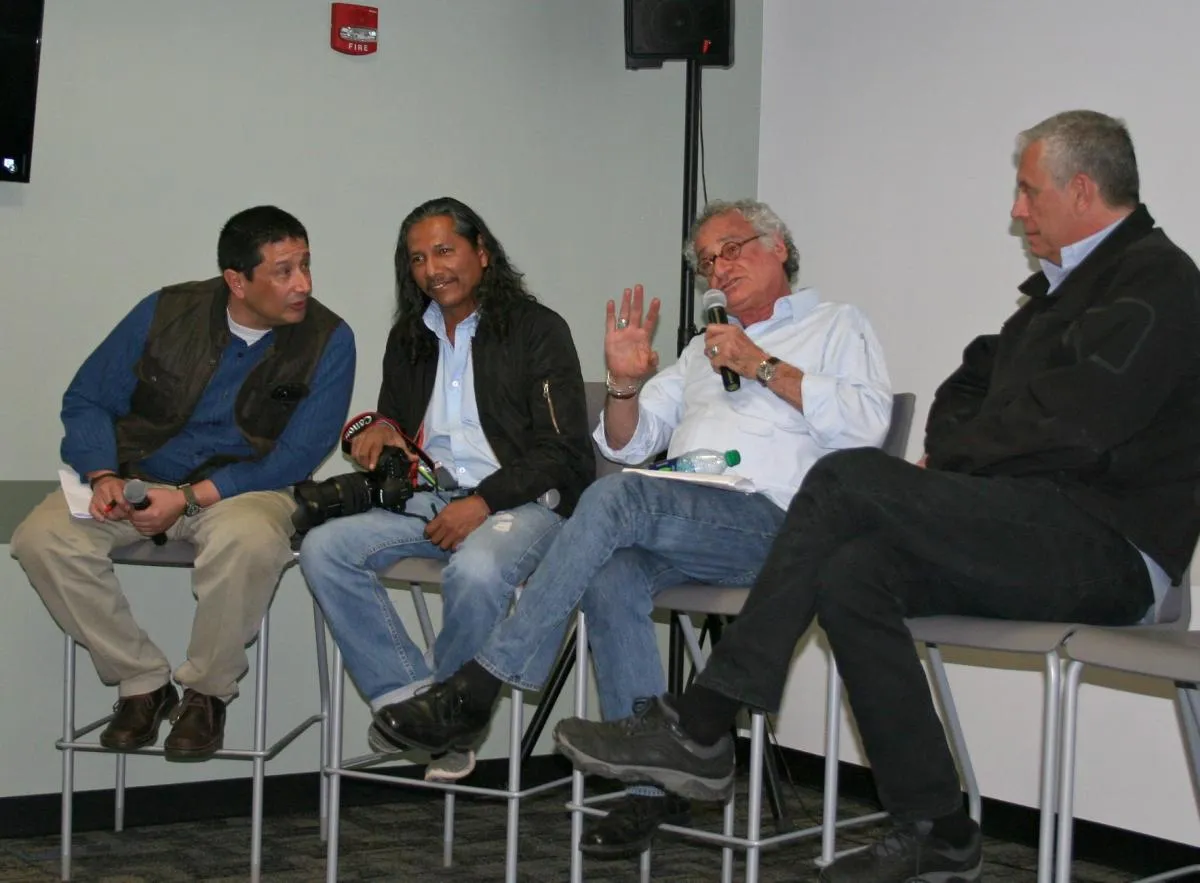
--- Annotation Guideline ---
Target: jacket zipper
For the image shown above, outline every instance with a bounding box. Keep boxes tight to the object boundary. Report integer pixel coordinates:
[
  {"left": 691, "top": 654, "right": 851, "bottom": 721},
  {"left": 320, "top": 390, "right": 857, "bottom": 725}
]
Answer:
[{"left": 542, "top": 380, "right": 562, "bottom": 434}]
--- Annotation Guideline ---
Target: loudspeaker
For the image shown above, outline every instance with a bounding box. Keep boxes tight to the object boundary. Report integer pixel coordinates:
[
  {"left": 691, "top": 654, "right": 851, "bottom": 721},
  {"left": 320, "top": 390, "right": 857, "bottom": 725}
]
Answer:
[{"left": 624, "top": 0, "right": 733, "bottom": 70}]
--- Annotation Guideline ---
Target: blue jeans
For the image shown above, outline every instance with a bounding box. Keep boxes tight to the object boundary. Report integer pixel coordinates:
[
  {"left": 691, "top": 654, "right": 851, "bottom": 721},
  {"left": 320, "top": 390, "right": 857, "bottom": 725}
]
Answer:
[
  {"left": 298, "top": 492, "right": 563, "bottom": 705},
  {"left": 475, "top": 473, "right": 786, "bottom": 720}
]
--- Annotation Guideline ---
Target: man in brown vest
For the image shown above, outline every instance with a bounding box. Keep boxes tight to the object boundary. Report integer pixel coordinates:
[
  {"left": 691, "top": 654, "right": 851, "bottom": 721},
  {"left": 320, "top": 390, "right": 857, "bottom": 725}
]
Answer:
[{"left": 12, "top": 206, "right": 355, "bottom": 760}]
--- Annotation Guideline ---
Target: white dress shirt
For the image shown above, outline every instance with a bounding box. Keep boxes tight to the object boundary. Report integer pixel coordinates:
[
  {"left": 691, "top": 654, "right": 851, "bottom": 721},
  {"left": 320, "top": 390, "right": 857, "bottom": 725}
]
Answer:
[{"left": 595, "top": 288, "right": 893, "bottom": 510}]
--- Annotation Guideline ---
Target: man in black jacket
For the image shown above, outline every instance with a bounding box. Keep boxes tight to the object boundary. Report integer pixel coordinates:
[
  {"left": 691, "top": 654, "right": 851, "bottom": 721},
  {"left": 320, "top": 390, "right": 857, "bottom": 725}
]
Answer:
[
  {"left": 551, "top": 110, "right": 1200, "bottom": 883},
  {"left": 299, "top": 197, "right": 593, "bottom": 780}
]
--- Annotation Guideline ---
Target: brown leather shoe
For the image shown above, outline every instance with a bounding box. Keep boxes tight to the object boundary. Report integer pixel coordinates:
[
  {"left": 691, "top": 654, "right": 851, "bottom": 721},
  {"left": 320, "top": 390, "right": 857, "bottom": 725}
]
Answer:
[
  {"left": 163, "top": 689, "right": 225, "bottom": 762},
  {"left": 99, "top": 683, "right": 179, "bottom": 751}
]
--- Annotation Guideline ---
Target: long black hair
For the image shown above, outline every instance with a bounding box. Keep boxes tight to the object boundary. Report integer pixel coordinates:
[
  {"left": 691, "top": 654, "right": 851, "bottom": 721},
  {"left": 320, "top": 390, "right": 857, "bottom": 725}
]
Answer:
[{"left": 392, "top": 197, "right": 535, "bottom": 362}]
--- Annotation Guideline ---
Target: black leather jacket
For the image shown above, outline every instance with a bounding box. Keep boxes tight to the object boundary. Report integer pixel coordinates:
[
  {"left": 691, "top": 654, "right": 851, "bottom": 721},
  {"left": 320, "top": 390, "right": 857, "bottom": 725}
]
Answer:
[{"left": 377, "top": 298, "right": 594, "bottom": 516}]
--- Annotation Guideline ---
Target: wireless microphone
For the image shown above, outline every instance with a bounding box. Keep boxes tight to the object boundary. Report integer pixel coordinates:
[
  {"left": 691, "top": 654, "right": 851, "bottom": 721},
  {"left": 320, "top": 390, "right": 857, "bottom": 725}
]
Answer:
[
  {"left": 123, "top": 479, "right": 168, "bottom": 546},
  {"left": 702, "top": 288, "right": 740, "bottom": 392}
]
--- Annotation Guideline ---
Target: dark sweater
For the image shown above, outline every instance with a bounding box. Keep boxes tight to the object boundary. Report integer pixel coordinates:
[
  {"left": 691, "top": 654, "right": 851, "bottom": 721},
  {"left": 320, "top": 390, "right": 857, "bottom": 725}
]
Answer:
[{"left": 926, "top": 205, "right": 1200, "bottom": 582}]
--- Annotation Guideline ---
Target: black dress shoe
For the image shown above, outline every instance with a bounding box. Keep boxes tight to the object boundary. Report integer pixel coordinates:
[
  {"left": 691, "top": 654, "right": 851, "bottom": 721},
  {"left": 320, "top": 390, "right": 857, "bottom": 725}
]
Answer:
[
  {"left": 373, "top": 671, "right": 497, "bottom": 753},
  {"left": 580, "top": 792, "right": 692, "bottom": 859},
  {"left": 163, "top": 689, "right": 225, "bottom": 762},
  {"left": 99, "top": 683, "right": 179, "bottom": 751}
]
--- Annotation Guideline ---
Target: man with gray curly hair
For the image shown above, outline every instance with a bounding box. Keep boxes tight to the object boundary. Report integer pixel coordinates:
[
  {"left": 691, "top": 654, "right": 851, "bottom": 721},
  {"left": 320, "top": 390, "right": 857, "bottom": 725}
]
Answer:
[
  {"left": 372, "top": 198, "right": 894, "bottom": 856},
  {"left": 554, "top": 110, "right": 1200, "bottom": 882}
]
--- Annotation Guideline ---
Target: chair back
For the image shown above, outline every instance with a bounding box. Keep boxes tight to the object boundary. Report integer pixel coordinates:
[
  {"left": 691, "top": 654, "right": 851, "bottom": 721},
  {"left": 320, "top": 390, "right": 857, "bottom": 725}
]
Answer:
[
  {"left": 883, "top": 392, "right": 916, "bottom": 459},
  {"left": 584, "top": 380, "right": 626, "bottom": 480}
]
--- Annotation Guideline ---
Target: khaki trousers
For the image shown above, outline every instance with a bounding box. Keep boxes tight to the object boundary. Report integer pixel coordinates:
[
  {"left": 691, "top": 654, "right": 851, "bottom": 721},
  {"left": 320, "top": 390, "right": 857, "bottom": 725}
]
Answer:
[{"left": 11, "top": 486, "right": 297, "bottom": 700}]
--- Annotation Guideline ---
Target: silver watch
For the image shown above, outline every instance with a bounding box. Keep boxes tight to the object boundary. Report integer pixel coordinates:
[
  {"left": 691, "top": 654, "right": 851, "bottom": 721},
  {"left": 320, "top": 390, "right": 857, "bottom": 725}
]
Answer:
[{"left": 755, "top": 356, "right": 781, "bottom": 386}]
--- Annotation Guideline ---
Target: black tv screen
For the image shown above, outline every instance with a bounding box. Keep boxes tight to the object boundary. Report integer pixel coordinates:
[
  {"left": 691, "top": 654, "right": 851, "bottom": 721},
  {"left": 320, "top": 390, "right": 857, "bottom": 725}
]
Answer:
[{"left": 0, "top": 0, "right": 46, "bottom": 184}]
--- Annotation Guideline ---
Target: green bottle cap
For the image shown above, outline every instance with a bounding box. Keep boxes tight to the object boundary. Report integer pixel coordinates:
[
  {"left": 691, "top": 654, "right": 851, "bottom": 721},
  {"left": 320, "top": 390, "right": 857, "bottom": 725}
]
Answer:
[{"left": 724, "top": 449, "right": 741, "bottom": 467}]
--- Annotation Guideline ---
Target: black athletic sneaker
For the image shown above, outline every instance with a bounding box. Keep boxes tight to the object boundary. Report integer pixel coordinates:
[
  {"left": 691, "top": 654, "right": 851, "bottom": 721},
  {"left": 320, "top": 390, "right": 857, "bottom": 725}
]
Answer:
[
  {"left": 553, "top": 695, "right": 734, "bottom": 802},
  {"left": 819, "top": 820, "right": 982, "bottom": 883}
]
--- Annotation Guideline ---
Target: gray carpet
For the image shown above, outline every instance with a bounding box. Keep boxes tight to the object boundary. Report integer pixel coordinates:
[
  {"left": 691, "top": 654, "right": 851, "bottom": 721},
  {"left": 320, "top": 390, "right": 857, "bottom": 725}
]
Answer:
[{"left": 0, "top": 775, "right": 1138, "bottom": 882}]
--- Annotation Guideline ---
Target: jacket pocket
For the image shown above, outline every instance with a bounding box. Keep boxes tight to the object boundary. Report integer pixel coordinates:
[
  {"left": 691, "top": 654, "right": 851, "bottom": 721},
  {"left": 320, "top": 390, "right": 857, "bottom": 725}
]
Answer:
[{"left": 542, "top": 379, "right": 562, "bottom": 435}]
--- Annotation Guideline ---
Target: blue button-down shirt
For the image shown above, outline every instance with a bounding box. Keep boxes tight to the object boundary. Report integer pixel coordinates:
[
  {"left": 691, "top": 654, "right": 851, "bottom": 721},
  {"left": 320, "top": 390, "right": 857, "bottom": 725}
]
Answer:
[
  {"left": 61, "top": 291, "right": 356, "bottom": 499},
  {"left": 1039, "top": 217, "right": 1172, "bottom": 614},
  {"left": 419, "top": 303, "right": 500, "bottom": 488}
]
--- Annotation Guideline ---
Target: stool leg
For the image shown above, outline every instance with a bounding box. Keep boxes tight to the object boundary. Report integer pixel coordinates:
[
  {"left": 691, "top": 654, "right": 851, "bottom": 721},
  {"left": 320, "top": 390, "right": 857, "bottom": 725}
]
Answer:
[
  {"left": 114, "top": 755, "right": 126, "bottom": 832},
  {"left": 569, "top": 613, "right": 588, "bottom": 883},
  {"left": 61, "top": 635, "right": 76, "bottom": 882},
  {"left": 720, "top": 792, "right": 735, "bottom": 883},
  {"left": 746, "top": 712, "right": 765, "bottom": 883},
  {"left": 312, "top": 600, "right": 331, "bottom": 842},
  {"left": 249, "top": 612, "right": 270, "bottom": 883},
  {"left": 505, "top": 688, "right": 523, "bottom": 883},
  {"left": 820, "top": 661, "right": 842, "bottom": 865},
  {"left": 443, "top": 793, "right": 455, "bottom": 867},
  {"left": 325, "top": 646, "right": 345, "bottom": 883}
]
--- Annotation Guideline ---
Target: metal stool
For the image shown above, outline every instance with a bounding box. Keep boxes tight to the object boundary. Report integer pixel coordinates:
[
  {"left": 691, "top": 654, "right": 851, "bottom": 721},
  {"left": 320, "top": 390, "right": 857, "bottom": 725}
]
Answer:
[
  {"left": 57, "top": 540, "right": 329, "bottom": 883},
  {"left": 323, "top": 558, "right": 575, "bottom": 883},
  {"left": 1056, "top": 620, "right": 1200, "bottom": 882}
]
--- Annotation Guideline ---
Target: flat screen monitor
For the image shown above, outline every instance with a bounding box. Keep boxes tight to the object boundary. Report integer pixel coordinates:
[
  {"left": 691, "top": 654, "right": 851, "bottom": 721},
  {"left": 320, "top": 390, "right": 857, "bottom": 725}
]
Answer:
[{"left": 0, "top": 0, "right": 46, "bottom": 184}]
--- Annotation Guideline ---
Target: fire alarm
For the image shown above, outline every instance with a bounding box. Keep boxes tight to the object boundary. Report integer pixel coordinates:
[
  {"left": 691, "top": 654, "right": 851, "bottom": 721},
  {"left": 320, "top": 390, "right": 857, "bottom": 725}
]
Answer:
[{"left": 331, "top": 3, "right": 378, "bottom": 56}]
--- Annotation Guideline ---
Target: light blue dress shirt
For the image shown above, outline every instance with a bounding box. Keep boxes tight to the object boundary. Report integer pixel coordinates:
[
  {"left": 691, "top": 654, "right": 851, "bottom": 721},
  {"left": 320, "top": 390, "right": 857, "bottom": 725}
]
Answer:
[
  {"left": 1038, "top": 218, "right": 1173, "bottom": 616},
  {"left": 595, "top": 288, "right": 893, "bottom": 510},
  {"left": 419, "top": 303, "right": 501, "bottom": 489}
]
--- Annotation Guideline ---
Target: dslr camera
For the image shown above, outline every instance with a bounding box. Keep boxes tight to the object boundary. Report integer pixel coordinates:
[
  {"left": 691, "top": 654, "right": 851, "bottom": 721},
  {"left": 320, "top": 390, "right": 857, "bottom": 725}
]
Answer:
[{"left": 292, "top": 444, "right": 414, "bottom": 532}]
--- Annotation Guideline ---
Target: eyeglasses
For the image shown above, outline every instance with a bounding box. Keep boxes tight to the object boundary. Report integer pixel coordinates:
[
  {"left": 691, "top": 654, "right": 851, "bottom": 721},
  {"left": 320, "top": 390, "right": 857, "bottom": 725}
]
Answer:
[{"left": 696, "top": 234, "right": 764, "bottom": 277}]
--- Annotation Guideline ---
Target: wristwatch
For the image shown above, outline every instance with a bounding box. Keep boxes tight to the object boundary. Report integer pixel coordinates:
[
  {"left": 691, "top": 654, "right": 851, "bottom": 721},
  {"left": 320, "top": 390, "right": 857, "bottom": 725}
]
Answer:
[
  {"left": 180, "top": 484, "right": 202, "bottom": 517},
  {"left": 755, "top": 356, "right": 782, "bottom": 386}
]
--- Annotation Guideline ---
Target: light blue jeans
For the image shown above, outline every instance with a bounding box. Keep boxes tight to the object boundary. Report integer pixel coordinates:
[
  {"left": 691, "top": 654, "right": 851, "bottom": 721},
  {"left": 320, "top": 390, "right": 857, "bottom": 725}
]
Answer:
[
  {"left": 475, "top": 473, "right": 786, "bottom": 721},
  {"left": 299, "top": 492, "right": 563, "bottom": 706}
]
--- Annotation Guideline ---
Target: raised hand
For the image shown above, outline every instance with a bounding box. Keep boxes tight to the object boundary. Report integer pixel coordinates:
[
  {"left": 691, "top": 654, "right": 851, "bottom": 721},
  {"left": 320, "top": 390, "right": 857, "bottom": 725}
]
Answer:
[{"left": 605, "top": 284, "right": 661, "bottom": 384}]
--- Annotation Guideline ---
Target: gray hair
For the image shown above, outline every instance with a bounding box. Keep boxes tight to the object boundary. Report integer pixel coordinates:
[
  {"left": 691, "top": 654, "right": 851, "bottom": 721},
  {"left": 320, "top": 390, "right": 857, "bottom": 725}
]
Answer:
[
  {"left": 1017, "top": 110, "right": 1139, "bottom": 208},
  {"left": 683, "top": 199, "right": 800, "bottom": 285}
]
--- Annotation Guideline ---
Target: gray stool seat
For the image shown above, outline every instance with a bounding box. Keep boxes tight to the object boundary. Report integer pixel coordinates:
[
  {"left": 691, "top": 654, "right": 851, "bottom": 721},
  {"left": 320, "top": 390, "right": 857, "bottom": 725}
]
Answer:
[
  {"left": 905, "top": 616, "right": 1077, "bottom": 654},
  {"left": 1061, "top": 626, "right": 1200, "bottom": 683},
  {"left": 57, "top": 540, "right": 329, "bottom": 883}
]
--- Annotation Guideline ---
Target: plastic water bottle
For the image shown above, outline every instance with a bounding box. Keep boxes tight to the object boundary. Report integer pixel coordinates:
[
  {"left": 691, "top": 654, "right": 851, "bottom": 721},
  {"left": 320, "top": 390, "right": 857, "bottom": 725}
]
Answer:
[{"left": 656, "top": 448, "right": 741, "bottom": 474}]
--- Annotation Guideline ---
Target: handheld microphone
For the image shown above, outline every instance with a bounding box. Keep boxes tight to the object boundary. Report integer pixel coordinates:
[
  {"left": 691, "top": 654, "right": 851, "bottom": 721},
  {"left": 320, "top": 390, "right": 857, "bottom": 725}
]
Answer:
[
  {"left": 123, "top": 479, "right": 168, "bottom": 546},
  {"left": 702, "top": 288, "right": 740, "bottom": 392}
]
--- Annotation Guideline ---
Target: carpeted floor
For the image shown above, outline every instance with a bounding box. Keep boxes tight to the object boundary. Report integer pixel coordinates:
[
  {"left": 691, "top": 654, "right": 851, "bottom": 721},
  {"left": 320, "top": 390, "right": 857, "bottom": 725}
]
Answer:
[{"left": 0, "top": 773, "right": 1141, "bottom": 882}]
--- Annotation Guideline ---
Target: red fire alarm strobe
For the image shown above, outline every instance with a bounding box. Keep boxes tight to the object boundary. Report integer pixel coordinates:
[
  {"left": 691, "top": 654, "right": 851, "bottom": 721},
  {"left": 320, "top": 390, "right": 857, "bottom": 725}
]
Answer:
[{"left": 331, "top": 3, "right": 378, "bottom": 56}]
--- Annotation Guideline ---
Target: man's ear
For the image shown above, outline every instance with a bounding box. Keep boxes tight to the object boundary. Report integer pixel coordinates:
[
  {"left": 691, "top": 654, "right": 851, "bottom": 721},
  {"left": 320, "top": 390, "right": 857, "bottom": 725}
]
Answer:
[
  {"left": 223, "top": 268, "right": 245, "bottom": 299},
  {"left": 769, "top": 233, "right": 788, "bottom": 263},
  {"left": 476, "top": 236, "right": 490, "bottom": 269},
  {"left": 1070, "top": 172, "right": 1098, "bottom": 213}
]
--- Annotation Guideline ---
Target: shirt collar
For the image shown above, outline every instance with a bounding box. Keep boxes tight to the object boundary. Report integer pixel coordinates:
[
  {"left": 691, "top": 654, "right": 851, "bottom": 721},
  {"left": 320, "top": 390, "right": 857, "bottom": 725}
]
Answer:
[
  {"left": 1039, "top": 217, "right": 1124, "bottom": 294},
  {"left": 729, "top": 288, "right": 819, "bottom": 328},
  {"left": 422, "top": 301, "right": 480, "bottom": 342}
]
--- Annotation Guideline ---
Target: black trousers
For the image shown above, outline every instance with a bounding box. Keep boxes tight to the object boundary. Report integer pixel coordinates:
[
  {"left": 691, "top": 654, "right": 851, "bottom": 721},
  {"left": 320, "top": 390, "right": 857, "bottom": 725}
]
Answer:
[{"left": 695, "top": 447, "right": 1153, "bottom": 821}]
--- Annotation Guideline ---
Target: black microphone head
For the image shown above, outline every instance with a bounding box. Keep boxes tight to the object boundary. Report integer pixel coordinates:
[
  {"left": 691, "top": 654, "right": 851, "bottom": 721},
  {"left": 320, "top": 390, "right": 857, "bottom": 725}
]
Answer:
[
  {"left": 123, "top": 478, "right": 149, "bottom": 506},
  {"left": 701, "top": 289, "right": 727, "bottom": 311}
]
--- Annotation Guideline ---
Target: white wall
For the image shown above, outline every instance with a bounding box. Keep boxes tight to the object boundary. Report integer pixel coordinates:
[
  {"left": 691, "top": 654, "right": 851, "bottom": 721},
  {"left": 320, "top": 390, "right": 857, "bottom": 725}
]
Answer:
[
  {"left": 0, "top": 0, "right": 763, "bottom": 800},
  {"left": 760, "top": 0, "right": 1200, "bottom": 845}
]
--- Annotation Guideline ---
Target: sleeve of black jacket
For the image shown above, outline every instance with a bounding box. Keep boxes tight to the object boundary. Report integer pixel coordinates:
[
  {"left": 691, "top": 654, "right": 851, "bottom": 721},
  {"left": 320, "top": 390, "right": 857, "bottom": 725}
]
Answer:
[
  {"left": 475, "top": 310, "right": 595, "bottom": 515},
  {"left": 926, "top": 261, "right": 1200, "bottom": 477},
  {"left": 924, "top": 333, "right": 998, "bottom": 453}
]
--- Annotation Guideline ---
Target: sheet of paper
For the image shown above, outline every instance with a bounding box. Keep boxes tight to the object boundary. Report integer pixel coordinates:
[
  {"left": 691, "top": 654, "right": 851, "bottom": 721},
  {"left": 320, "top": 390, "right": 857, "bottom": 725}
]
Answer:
[
  {"left": 58, "top": 468, "right": 94, "bottom": 518},
  {"left": 622, "top": 467, "right": 756, "bottom": 494}
]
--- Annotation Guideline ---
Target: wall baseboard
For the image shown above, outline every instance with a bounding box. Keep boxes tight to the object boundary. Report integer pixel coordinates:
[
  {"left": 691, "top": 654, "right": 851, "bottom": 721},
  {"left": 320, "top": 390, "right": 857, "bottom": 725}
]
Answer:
[{"left": 2, "top": 741, "right": 1196, "bottom": 877}]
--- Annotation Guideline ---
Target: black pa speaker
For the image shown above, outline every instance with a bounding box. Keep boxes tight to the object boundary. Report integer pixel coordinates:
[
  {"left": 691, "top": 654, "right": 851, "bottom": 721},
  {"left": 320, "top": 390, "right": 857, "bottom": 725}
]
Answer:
[{"left": 624, "top": 0, "right": 733, "bottom": 70}]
